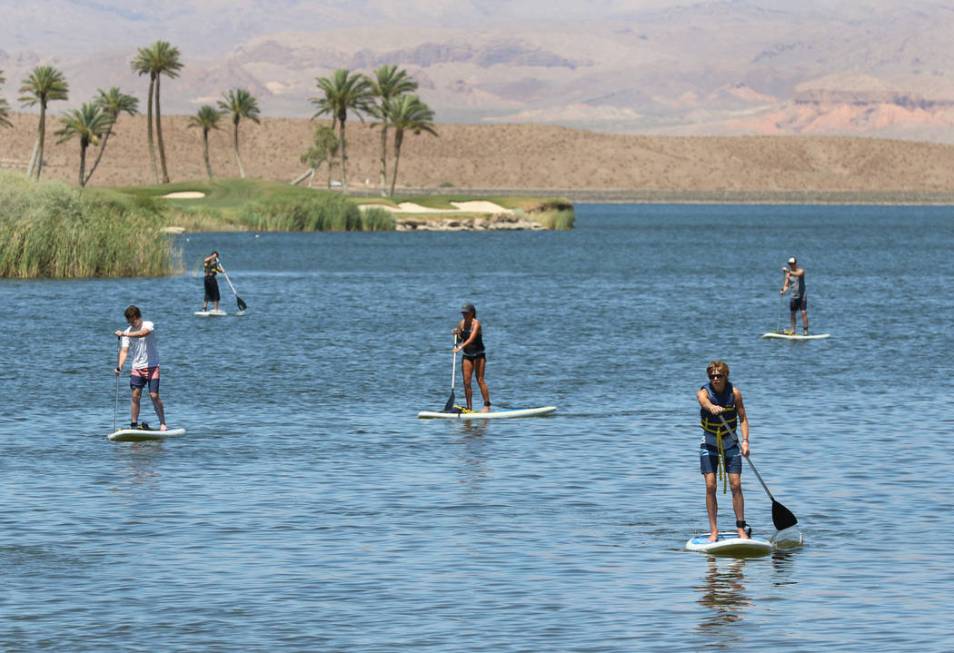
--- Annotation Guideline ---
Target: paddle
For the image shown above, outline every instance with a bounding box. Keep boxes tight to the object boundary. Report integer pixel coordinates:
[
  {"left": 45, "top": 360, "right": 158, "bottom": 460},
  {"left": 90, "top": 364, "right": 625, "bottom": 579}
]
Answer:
[
  {"left": 718, "top": 414, "right": 798, "bottom": 531},
  {"left": 113, "top": 336, "right": 121, "bottom": 433},
  {"left": 219, "top": 263, "right": 247, "bottom": 312},
  {"left": 443, "top": 335, "right": 458, "bottom": 413}
]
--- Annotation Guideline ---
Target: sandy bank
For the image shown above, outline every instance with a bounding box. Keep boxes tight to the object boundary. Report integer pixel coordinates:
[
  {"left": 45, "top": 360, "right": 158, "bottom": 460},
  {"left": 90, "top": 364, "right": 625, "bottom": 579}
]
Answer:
[{"left": 162, "top": 191, "right": 206, "bottom": 199}]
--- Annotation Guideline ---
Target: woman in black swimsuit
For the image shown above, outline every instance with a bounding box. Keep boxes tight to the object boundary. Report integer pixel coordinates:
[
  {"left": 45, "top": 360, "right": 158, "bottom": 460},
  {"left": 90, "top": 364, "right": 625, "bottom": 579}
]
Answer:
[{"left": 453, "top": 303, "right": 491, "bottom": 413}]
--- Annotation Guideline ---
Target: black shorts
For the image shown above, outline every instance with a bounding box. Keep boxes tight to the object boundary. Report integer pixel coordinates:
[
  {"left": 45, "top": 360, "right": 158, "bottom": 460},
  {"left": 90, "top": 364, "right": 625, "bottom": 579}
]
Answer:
[
  {"left": 204, "top": 276, "right": 221, "bottom": 302},
  {"left": 462, "top": 353, "right": 486, "bottom": 362},
  {"left": 790, "top": 296, "right": 807, "bottom": 311}
]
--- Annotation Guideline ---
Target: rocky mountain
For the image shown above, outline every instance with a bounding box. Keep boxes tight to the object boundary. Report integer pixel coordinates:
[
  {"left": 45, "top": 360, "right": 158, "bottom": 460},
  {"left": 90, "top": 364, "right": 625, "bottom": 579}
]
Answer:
[{"left": 3, "top": 1, "right": 954, "bottom": 141}]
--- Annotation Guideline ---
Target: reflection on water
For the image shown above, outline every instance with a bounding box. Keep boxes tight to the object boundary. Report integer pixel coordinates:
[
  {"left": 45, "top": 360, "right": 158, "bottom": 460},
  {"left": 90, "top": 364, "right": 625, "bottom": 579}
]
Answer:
[{"left": 696, "top": 557, "right": 751, "bottom": 636}]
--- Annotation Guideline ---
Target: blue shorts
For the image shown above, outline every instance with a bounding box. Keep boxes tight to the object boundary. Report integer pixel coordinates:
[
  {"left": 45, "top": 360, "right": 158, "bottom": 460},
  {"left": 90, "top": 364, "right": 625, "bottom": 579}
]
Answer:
[
  {"left": 130, "top": 366, "right": 160, "bottom": 393},
  {"left": 700, "top": 442, "right": 742, "bottom": 475}
]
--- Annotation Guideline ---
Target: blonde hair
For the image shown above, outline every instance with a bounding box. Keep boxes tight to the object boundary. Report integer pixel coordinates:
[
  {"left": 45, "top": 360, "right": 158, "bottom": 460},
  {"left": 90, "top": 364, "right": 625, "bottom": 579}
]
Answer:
[{"left": 706, "top": 360, "right": 729, "bottom": 378}]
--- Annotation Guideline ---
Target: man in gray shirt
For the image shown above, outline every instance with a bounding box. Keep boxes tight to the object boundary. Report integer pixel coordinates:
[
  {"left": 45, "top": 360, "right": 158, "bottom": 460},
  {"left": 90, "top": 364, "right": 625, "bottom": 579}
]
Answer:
[{"left": 780, "top": 256, "right": 809, "bottom": 335}]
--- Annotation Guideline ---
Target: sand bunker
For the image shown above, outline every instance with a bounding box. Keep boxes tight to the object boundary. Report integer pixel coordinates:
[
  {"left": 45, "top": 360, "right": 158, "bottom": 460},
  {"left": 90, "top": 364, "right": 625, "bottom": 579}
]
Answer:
[
  {"left": 450, "top": 201, "right": 513, "bottom": 214},
  {"left": 362, "top": 201, "right": 511, "bottom": 214},
  {"left": 162, "top": 191, "right": 206, "bottom": 199}
]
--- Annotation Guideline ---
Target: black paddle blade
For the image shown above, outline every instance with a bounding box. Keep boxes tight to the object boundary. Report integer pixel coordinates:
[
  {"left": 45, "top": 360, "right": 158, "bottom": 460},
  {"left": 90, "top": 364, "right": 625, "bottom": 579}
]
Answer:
[
  {"left": 443, "top": 389, "right": 456, "bottom": 413},
  {"left": 236, "top": 296, "right": 248, "bottom": 312},
  {"left": 772, "top": 499, "right": 798, "bottom": 531}
]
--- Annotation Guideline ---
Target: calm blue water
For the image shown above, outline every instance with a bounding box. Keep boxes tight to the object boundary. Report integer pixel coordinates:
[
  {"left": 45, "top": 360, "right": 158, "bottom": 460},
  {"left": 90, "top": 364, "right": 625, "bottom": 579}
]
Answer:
[{"left": 1, "top": 204, "right": 952, "bottom": 651}]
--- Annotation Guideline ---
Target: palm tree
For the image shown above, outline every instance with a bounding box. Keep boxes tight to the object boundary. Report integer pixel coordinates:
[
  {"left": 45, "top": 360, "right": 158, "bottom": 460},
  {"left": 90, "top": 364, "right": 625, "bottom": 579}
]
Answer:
[
  {"left": 188, "top": 105, "right": 224, "bottom": 179},
  {"left": 55, "top": 102, "right": 112, "bottom": 187},
  {"left": 19, "top": 65, "right": 69, "bottom": 179},
  {"left": 369, "top": 65, "right": 417, "bottom": 196},
  {"left": 85, "top": 87, "right": 138, "bottom": 185},
  {"left": 293, "top": 125, "right": 338, "bottom": 187},
  {"left": 217, "top": 89, "right": 260, "bottom": 179},
  {"left": 0, "top": 70, "right": 12, "bottom": 128},
  {"left": 132, "top": 41, "right": 183, "bottom": 183},
  {"left": 311, "top": 69, "right": 373, "bottom": 190},
  {"left": 387, "top": 95, "right": 437, "bottom": 197}
]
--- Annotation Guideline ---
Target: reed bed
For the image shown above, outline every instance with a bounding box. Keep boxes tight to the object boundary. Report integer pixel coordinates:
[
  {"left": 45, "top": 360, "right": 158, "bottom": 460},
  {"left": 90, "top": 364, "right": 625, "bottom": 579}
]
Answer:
[
  {"left": 237, "top": 193, "right": 395, "bottom": 231},
  {"left": 0, "top": 172, "right": 179, "bottom": 278}
]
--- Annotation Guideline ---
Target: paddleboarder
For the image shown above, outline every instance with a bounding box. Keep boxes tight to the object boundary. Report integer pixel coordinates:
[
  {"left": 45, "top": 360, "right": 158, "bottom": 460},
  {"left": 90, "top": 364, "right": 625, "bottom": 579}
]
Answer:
[
  {"left": 202, "top": 250, "right": 223, "bottom": 312},
  {"left": 114, "top": 305, "right": 168, "bottom": 432},
  {"left": 780, "top": 256, "right": 809, "bottom": 335},
  {"left": 452, "top": 303, "right": 492, "bottom": 413},
  {"left": 697, "top": 360, "right": 750, "bottom": 542}
]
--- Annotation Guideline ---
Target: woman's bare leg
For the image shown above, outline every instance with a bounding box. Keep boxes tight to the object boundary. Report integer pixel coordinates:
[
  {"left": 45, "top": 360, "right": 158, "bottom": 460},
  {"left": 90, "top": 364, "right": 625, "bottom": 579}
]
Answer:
[
  {"left": 461, "top": 357, "right": 475, "bottom": 411},
  {"left": 475, "top": 357, "right": 491, "bottom": 412}
]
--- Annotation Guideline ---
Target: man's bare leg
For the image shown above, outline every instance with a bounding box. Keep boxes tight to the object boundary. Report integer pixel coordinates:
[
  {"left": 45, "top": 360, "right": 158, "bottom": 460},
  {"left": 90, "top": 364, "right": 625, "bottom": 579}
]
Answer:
[
  {"left": 705, "top": 473, "right": 719, "bottom": 541},
  {"left": 729, "top": 474, "right": 749, "bottom": 539}
]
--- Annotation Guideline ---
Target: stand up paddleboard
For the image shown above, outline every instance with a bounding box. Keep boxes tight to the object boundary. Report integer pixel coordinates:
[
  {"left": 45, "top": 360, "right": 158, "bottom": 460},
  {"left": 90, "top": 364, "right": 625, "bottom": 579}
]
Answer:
[
  {"left": 194, "top": 310, "right": 227, "bottom": 317},
  {"left": 685, "top": 532, "right": 774, "bottom": 557},
  {"left": 418, "top": 406, "right": 557, "bottom": 420},
  {"left": 108, "top": 427, "right": 187, "bottom": 442},
  {"left": 761, "top": 331, "right": 830, "bottom": 341}
]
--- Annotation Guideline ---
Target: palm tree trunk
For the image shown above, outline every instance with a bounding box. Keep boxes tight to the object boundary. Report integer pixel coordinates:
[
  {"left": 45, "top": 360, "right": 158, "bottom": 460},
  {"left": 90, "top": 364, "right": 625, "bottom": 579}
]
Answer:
[
  {"left": 146, "top": 76, "right": 158, "bottom": 183},
  {"left": 290, "top": 168, "right": 315, "bottom": 186},
  {"left": 78, "top": 140, "right": 88, "bottom": 188},
  {"left": 34, "top": 101, "right": 47, "bottom": 180},
  {"left": 202, "top": 129, "right": 213, "bottom": 179},
  {"left": 26, "top": 135, "right": 39, "bottom": 177},
  {"left": 84, "top": 126, "right": 112, "bottom": 185},
  {"left": 338, "top": 116, "right": 348, "bottom": 191},
  {"left": 232, "top": 118, "right": 245, "bottom": 178},
  {"left": 155, "top": 75, "right": 170, "bottom": 183},
  {"left": 379, "top": 123, "right": 389, "bottom": 197},
  {"left": 389, "top": 130, "right": 404, "bottom": 198}
]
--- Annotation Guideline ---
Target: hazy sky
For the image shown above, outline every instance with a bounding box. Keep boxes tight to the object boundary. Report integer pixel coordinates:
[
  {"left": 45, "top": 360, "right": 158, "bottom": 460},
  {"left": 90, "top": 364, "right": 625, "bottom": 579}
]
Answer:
[{"left": 2, "top": 0, "right": 943, "bottom": 56}]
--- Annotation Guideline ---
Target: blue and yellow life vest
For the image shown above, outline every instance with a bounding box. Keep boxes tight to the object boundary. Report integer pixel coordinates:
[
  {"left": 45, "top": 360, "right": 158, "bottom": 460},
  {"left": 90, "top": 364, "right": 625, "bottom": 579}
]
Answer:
[{"left": 700, "top": 381, "right": 738, "bottom": 493}]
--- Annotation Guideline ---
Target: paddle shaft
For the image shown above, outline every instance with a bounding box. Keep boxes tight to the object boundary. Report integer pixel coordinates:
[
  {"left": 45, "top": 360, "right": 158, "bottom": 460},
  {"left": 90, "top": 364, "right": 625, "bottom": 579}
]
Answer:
[
  {"left": 218, "top": 263, "right": 247, "bottom": 310},
  {"left": 450, "top": 335, "right": 458, "bottom": 391},
  {"left": 717, "top": 414, "right": 776, "bottom": 500},
  {"left": 113, "top": 336, "right": 121, "bottom": 432},
  {"left": 442, "top": 335, "right": 458, "bottom": 412},
  {"left": 220, "top": 264, "right": 239, "bottom": 297}
]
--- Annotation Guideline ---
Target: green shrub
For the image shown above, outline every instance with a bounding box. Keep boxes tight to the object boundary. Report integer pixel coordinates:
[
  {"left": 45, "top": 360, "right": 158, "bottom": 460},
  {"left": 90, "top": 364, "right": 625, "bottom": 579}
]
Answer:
[
  {"left": 534, "top": 208, "right": 575, "bottom": 230},
  {"left": 0, "top": 172, "right": 179, "bottom": 278},
  {"left": 359, "top": 206, "right": 395, "bottom": 231},
  {"left": 237, "top": 192, "right": 394, "bottom": 231}
]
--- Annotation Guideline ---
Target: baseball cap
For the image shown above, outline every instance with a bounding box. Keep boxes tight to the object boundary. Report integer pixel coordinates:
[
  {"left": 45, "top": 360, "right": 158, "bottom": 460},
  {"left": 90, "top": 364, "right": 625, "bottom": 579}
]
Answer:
[
  {"left": 460, "top": 303, "right": 476, "bottom": 314},
  {"left": 787, "top": 257, "right": 796, "bottom": 264}
]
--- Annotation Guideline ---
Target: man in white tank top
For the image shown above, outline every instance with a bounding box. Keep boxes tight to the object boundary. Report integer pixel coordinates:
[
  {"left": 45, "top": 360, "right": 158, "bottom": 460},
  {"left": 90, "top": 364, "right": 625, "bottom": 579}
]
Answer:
[{"left": 114, "top": 305, "right": 168, "bottom": 431}]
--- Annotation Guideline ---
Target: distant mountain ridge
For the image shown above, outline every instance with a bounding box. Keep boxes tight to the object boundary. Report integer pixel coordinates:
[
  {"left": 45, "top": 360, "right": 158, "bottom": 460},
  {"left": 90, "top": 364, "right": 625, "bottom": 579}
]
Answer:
[{"left": 4, "top": 1, "right": 954, "bottom": 141}]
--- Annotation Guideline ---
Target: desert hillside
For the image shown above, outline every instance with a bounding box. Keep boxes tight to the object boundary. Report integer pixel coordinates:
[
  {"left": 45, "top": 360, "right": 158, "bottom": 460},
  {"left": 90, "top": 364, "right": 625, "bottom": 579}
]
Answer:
[{"left": 3, "top": 113, "right": 954, "bottom": 196}]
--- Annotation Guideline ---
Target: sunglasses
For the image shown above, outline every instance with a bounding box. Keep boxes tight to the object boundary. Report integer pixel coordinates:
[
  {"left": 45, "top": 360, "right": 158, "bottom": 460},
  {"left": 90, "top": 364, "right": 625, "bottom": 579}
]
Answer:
[{"left": 708, "top": 373, "right": 725, "bottom": 380}]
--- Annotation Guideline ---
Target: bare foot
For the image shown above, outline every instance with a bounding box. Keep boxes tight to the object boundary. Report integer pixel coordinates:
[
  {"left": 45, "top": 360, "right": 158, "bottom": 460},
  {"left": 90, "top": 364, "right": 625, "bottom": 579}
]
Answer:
[
  {"left": 480, "top": 405, "right": 491, "bottom": 413},
  {"left": 737, "top": 528, "right": 750, "bottom": 539},
  {"left": 160, "top": 424, "right": 168, "bottom": 432},
  {"left": 708, "top": 532, "right": 719, "bottom": 543}
]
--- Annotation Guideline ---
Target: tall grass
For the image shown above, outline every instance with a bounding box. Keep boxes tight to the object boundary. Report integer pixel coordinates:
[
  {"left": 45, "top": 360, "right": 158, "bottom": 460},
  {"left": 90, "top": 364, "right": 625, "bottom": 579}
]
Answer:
[
  {"left": 534, "top": 208, "right": 575, "bottom": 230},
  {"left": 238, "top": 193, "right": 395, "bottom": 231},
  {"left": 0, "top": 172, "right": 179, "bottom": 278}
]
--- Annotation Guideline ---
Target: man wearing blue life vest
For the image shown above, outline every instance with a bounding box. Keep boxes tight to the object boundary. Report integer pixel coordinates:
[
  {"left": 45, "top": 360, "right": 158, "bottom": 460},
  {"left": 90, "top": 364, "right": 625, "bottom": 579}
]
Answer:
[
  {"left": 780, "top": 256, "right": 809, "bottom": 335},
  {"left": 696, "top": 360, "right": 750, "bottom": 542}
]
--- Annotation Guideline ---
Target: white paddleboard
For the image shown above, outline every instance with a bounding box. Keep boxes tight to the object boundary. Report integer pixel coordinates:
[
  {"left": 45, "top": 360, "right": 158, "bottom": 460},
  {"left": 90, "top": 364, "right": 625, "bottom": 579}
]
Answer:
[
  {"left": 685, "top": 532, "right": 774, "bottom": 557},
  {"left": 108, "top": 427, "right": 187, "bottom": 442},
  {"left": 761, "top": 331, "right": 830, "bottom": 341},
  {"left": 194, "top": 310, "right": 227, "bottom": 317},
  {"left": 417, "top": 406, "right": 557, "bottom": 420}
]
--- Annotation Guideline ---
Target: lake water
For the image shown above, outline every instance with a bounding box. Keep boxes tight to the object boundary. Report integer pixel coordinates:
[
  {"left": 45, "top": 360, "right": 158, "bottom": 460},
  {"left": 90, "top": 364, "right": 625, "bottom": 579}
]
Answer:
[{"left": 1, "top": 204, "right": 952, "bottom": 651}]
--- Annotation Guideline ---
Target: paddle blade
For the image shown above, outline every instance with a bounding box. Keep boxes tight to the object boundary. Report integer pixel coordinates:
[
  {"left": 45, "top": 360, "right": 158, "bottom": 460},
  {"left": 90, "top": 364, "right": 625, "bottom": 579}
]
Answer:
[
  {"left": 772, "top": 499, "right": 798, "bottom": 531},
  {"left": 236, "top": 296, "right": 248, "bottom": 312},
  {"left": 443, "top": 389, "right": 456, "bottom": 413}
]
